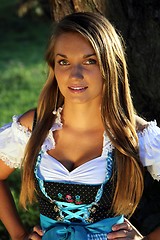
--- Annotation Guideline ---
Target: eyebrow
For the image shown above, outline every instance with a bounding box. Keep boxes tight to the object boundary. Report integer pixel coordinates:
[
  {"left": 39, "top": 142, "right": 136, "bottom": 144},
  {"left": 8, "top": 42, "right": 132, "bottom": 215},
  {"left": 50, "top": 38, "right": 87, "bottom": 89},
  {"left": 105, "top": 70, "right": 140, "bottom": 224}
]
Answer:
[
  {"left": 83, "top": 53, "right": 96, "bottom": 58},
  {"left": 55, "top": 53, "right": 96, "bottom": 58},
  {"left": 56, "top": 54, "right": 67, "bottom": 58}
]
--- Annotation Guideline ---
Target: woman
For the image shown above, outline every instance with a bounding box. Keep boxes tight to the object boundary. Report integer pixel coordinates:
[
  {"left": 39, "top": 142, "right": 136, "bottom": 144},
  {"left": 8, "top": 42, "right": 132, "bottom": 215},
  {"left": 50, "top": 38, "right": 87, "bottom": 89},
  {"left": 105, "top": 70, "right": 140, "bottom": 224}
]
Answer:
[{"left": 0, "top": 12, "right": 160, "bottom": 240}]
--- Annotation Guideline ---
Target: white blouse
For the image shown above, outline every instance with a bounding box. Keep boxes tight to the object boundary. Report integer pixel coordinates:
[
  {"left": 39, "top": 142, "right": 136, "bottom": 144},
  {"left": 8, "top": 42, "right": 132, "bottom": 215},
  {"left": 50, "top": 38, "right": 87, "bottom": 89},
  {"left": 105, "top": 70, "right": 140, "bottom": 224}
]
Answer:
[{"left": 0, "top": 115, "right": 160, "bottom": 184}]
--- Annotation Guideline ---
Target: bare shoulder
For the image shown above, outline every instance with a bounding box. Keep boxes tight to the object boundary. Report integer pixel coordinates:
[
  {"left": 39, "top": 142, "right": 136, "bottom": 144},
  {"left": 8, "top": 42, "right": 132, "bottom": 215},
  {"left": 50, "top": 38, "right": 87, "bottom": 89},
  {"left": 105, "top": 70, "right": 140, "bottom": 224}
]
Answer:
[
  {"left": 135, "top": 115, "right": 149, "bottom": 132},
  {"left": 18, "top": 109, "right": 36, "bottom": 131}
]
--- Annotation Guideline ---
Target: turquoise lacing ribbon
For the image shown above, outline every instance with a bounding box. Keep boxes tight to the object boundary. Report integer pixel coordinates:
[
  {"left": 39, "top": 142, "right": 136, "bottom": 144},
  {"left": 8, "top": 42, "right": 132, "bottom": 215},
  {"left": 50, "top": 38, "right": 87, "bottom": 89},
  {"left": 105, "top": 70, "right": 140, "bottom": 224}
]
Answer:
[{"left": 34, "top": 150, "right": 113, "bottom": 223}]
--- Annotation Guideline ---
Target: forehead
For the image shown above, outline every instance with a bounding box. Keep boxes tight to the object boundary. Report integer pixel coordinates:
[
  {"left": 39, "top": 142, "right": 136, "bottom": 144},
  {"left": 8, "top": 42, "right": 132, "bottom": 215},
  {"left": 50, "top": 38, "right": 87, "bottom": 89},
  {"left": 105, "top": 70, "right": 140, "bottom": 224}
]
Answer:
[{"left": 54, "top": 32, "right": 95, "bottom": 54}]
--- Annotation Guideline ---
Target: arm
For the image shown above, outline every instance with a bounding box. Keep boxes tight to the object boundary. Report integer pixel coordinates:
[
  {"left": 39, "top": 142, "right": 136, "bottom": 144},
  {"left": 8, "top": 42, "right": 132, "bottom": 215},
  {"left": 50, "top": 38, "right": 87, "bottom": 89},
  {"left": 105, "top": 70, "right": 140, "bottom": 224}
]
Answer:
[
  {"left": 107, "top": 219, "right": 143, "bottom": 239},
  {"left": 107, "top": 219, "right": 160, "bottom": 239},
  {"left": 0, "top": 172, "right": 43, "bottom": 240},
  {"left": 135, "top": 116, "right": 160, "bottom": 239},
  {"left": 145, "top": 227, "right": 160, "bottom": 240},
  {"left": 0, "top": 161, "right": 27, "bottom": 240},
  {"left": 0, "top": 110, "right": 42, "bottom": 239},
  {"left": 107, "top": 116, "right": 160, "bottom": 239}
]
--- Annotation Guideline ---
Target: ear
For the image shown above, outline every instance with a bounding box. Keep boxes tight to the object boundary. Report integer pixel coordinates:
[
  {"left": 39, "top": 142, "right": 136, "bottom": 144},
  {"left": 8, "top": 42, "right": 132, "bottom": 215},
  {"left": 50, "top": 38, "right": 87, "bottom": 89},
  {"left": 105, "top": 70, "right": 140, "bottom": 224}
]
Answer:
[{"left": 135, "top": 115, "right": 149, "bottom": 132}]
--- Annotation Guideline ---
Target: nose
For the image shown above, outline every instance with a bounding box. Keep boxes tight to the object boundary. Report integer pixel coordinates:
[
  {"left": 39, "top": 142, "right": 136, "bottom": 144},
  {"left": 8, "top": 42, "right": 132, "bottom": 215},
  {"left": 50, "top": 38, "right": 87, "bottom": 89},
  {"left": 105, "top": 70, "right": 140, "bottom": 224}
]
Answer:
[{"left": 69, "top": 64, "right": 84, "bottom": 80}]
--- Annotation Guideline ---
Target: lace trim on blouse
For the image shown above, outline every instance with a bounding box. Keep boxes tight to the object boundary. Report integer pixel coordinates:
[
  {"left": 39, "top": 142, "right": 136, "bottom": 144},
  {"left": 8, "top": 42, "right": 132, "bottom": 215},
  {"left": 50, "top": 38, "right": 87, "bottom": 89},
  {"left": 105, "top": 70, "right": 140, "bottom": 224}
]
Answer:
[
  {"left": 0, "top": 111, "right": 63, "bottom": 168},
  {"left": 12, "top": 115, "right": 32, "bottom": 138},
  {"left": 0, "top": 110, "right": 160, "bottom": 181},
  {"left": 0, "top": 116, "right": 32, "bottom": 168},
  {"left": 42, "top": 108, "right": 63, "bottom": 152},
  {"left": 0, "top": 153, "right": 21, "bottom": 169},
  {"left": 137, "top": 120, "right": 157, "bottom": 136},
  {"left": 137, "top": 120, "right": 160, "bottom": 180}
]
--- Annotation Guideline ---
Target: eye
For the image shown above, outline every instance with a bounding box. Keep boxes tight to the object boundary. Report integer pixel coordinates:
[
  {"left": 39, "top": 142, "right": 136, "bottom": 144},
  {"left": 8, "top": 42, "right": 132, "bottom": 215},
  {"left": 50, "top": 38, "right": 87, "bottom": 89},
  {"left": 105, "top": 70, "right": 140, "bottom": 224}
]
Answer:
[
  {"left": 84, "top": 59, "right": 97, "bottom": 65},
  {"left": 58, "top": 59, "right": 70, "bottom": 66}
]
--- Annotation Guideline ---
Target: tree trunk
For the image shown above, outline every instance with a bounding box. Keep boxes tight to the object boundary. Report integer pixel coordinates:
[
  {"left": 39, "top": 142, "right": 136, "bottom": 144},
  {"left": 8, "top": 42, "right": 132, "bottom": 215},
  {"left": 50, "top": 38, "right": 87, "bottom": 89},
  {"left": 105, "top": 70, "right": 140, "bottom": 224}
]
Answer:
[
  {"left": 50, "top": 0, "right": 106, "bottom": 21},
  {"left": 20, "top": 0, "right": 160, "bottom": 124},
  {"left": 106, "top": 0, "right": 160, "bottom": 124}
]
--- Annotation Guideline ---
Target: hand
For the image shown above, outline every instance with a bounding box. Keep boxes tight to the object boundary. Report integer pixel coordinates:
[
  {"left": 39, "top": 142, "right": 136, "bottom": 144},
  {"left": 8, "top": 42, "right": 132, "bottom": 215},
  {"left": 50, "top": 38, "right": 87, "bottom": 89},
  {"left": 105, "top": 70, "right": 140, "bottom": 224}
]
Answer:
[
  {"left": 107, "top": 218, "right": 144, "bottom": 239},
  {"left": 25, "top": 225, "right": 44, "bottom": 240}
]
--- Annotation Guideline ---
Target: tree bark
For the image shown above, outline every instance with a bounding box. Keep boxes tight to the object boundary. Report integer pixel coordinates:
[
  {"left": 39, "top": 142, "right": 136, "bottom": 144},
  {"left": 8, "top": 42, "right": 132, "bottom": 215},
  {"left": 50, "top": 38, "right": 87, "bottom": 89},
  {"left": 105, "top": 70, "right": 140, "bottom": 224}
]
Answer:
[
  {"left": 50, "top": 0, "right": 106, "bottom": 21},
  {"left": 106, "top": 0, "right": 160, "bottom": 124},
  {"left": 17, "top": 0, "right": 160, "bottom": 124}
]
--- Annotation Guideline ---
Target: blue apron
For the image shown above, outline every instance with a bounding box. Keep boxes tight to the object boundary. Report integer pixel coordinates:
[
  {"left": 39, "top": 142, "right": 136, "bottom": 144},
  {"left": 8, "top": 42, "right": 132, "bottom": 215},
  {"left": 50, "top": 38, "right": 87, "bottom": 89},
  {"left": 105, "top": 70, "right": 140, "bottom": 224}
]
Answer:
[{"left": 41, "top": 214, "right": 124, "bottom": 240}]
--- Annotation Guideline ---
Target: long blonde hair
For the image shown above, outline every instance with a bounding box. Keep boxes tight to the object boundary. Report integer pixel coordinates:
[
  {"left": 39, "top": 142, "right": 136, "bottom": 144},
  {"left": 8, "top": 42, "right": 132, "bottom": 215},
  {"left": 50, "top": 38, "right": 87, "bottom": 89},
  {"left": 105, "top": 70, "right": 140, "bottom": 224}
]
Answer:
[{"left": 20, "top": 12, "right": 144, "bottom": 217}]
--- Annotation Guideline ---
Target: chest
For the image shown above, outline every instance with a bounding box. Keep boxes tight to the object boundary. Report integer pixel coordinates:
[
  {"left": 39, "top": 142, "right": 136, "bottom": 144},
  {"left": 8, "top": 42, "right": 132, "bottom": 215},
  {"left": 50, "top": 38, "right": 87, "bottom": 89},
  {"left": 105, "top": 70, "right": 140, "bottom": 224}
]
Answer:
[{"left": 47, "top": 128, "right": 104, "bottom": 171}]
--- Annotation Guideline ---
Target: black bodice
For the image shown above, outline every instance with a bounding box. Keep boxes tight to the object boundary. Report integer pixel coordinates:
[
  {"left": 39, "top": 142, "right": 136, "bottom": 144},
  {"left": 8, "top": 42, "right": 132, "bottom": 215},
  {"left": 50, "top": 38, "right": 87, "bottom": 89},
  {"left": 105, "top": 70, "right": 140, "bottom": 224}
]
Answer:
[{"left": 35, "top": 178, "right": 115, "bottom": 223}]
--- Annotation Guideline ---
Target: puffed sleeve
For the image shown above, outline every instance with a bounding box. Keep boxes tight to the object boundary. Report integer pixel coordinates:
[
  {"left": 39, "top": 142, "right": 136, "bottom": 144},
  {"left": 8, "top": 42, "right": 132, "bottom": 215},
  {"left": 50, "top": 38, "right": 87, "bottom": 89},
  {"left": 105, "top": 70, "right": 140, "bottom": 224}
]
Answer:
[
  {"left": 138, "top": 120, "right": 160, "bottom": 181},
  {"left": 0, "top": 116, "right": 31, "bottom": 168}
]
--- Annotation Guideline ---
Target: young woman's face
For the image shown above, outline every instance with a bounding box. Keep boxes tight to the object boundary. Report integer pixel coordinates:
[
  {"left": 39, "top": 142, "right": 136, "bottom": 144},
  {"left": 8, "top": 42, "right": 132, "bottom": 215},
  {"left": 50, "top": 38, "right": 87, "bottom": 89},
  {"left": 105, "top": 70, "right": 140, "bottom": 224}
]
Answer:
[{"left": 54, "top": 32, "right": 103, "bottom": 105}]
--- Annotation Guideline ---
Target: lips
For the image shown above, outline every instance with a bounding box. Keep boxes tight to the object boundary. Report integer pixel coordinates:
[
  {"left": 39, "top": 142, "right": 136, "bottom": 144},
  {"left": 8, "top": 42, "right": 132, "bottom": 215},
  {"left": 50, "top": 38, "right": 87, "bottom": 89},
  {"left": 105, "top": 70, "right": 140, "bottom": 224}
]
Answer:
[{"left": 68, "top": 86, "right": 88, "bottom": 92}]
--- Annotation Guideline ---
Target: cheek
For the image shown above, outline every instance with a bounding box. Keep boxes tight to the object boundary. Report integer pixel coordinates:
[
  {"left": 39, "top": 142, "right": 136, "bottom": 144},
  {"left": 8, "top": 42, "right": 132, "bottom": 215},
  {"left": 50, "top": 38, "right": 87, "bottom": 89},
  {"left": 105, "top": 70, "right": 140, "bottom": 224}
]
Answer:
[
  {"left": 54, "top": 72, "right": 66, "bottom": 96},
  {"left": 54, "top": 68, "right": 66, "bottom": 85},
  {"left": 95, "top": 78, "right": 103, "bottom": 95},
  {"left": 94, "top": 72, "right": 103, "bottom": 88},
  {"left": 54, "top": 66, "right": 62, "bottom": 80}
]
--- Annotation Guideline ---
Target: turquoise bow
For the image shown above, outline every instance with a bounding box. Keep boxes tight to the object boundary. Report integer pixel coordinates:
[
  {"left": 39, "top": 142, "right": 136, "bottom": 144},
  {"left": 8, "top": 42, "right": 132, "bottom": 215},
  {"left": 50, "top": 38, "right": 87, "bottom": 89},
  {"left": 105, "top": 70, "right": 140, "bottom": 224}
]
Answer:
[
  {"left": 41, "top": 214, "right": 124, "bottom": 240},
  {"left": 43, "top": 224, "right": 87, "bottom": 240}
]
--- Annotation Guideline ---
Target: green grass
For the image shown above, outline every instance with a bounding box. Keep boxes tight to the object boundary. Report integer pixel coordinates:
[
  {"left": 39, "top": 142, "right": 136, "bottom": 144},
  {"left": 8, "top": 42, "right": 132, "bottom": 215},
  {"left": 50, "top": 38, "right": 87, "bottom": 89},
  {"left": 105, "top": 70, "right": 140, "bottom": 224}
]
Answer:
[
  {"left": 0, "top": 0, "right": 52, "bottom": 125},
  {"left": 0, "top": 1, "right": 52, "bottom": 238}
]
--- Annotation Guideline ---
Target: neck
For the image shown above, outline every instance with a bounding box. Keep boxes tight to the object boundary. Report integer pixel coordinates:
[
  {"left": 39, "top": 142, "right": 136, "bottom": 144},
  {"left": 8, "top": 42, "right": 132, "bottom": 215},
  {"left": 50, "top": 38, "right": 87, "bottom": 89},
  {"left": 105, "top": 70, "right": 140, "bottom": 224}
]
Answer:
[{"left": 62, "top": 102, "right": 104, "bottom": 131}]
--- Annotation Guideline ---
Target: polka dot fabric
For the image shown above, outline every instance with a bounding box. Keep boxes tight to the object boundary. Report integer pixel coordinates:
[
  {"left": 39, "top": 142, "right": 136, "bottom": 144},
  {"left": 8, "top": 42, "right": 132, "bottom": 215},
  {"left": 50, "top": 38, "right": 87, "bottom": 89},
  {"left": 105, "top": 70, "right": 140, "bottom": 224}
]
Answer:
[{"left": 35, "top": 177, "right": 115, "bottom": 223}]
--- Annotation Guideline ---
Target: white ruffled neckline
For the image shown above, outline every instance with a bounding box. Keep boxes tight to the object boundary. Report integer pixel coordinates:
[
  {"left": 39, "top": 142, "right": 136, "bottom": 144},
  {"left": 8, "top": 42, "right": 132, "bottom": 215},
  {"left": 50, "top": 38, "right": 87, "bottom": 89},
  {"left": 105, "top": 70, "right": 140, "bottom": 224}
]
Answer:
[
  {"left": 1, "top": 112, "right": 160, "bottom": 181},
  {"left": 12, "top": 112, "right": 159, "bottom": 160},
  {"left": 12, "top": 109, "right": 63, "bottom": 152},
  {"left": 12, "top": 108, "right": 112, "bottom": 153},
  {"left": 137, "top": 120, "right": 157, "bottom": 137},
  {"left": 42, "top": 108, "right": 113, "bottom": 154},
  {"left": 42, "top": 107, "right": 63, "bottom": 151},
  {"left": 12, "top": 115, "right": 32, "bottom": 138}
]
